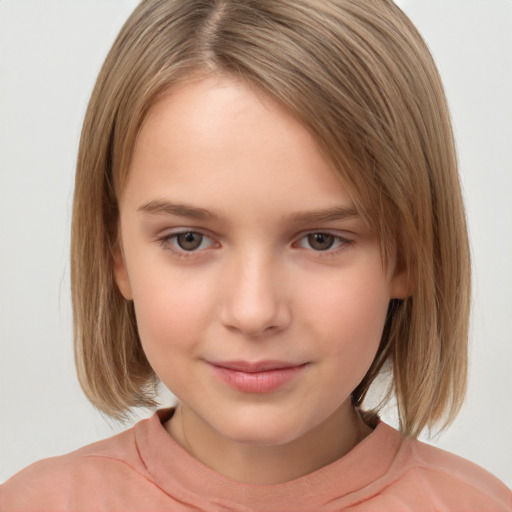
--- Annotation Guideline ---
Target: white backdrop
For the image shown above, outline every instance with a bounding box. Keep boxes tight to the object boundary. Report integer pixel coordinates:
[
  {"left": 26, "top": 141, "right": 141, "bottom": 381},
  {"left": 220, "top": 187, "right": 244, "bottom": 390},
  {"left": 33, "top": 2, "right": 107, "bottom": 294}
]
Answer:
[{"left": 1, "top": 0, "right": 511, "bottom": 487}]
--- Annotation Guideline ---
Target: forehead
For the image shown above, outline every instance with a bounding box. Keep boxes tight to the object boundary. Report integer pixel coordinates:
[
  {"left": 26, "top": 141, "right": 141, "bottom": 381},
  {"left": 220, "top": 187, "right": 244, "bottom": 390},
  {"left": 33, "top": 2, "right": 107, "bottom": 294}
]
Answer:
[{"left": 122, "top": 74, "right": 360, "bottom": 220}]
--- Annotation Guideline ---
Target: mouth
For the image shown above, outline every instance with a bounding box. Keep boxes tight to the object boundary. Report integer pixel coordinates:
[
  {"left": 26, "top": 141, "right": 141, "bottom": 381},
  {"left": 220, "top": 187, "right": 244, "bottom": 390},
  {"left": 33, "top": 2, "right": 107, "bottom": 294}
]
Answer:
[{"left": 207, "top": 360, "right": 308, "bottom": 393}]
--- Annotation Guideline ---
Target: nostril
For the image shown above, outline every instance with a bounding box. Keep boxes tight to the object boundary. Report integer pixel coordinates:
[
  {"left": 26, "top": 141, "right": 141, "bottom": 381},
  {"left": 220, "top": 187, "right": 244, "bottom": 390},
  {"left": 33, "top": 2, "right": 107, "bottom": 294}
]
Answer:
[{"left": 219, "top": 299, "right": 291, "bottom": 337}]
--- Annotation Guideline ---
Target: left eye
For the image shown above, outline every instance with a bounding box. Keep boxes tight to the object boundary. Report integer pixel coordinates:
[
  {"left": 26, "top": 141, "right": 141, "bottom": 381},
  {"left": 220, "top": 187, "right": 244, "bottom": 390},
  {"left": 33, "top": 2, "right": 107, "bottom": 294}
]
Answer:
[{"left": 297, "top": 233, "right": 346, "bottom": 251}]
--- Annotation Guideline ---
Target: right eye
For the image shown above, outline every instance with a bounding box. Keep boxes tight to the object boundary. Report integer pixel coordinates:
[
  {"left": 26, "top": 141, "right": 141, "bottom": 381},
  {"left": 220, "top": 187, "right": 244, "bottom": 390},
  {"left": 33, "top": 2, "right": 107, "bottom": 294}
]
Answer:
[
  {"left": 160, "top": 231, "right": 217, "bottom": 252},
  {"left": 175, "top": 232, "right": 205, "bottom": 251}
]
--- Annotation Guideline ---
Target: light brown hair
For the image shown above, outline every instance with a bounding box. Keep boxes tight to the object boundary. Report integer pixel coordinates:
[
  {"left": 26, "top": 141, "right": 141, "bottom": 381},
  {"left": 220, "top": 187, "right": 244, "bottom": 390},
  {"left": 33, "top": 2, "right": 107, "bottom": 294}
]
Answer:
[{"left": 71, "top": 0, "right": 470, "bottom": 437}]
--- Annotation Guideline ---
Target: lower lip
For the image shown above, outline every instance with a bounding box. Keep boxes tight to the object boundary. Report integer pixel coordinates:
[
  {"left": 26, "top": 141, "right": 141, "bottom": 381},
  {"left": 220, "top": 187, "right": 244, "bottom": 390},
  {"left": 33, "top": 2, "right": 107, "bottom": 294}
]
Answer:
[{"left": 210, "top": 364, "right": 307, "bottom": 393}]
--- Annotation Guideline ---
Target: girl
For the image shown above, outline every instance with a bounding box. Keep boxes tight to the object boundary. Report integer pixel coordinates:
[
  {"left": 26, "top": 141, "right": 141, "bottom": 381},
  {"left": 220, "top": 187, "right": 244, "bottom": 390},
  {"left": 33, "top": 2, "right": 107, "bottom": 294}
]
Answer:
[{"left": 2, "top": 0, "right": 511, "bottom": 510}]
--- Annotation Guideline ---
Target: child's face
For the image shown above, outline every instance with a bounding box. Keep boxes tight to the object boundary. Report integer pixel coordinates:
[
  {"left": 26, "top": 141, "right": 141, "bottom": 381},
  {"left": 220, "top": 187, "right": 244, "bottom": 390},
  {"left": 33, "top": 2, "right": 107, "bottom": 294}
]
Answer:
[{"left": 114, "top": 75, "right": 407, "bottom": 447}]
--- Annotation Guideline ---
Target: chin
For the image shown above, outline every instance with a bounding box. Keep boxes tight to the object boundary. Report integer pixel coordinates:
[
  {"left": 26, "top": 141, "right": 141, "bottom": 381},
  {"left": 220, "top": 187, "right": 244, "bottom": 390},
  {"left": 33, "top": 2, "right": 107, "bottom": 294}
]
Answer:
[{"left": 212, "top": 411, "right": 308, "bottom": 447}]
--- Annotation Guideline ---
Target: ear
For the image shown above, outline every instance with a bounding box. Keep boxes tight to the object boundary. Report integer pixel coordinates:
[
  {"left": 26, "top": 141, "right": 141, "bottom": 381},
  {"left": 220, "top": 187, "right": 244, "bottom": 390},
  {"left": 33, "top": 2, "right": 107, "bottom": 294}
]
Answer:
[
  {"left": 112, "top": 243, "right": 133, "bottom": 300},
  {"left": 390, "top": 267, "right": 413, "bottom": 300}
]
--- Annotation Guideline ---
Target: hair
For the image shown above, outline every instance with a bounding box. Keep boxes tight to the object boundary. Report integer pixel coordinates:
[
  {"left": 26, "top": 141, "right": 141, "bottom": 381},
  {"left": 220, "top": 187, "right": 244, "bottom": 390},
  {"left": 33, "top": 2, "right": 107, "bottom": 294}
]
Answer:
[{"left": 71, "top": 0, "right": 470, "bottom": 437}]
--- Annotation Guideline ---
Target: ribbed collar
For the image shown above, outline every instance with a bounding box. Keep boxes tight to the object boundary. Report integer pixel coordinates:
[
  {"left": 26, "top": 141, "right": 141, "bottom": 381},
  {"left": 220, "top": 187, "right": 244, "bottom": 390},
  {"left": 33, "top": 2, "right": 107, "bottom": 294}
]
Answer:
[{"left": 134, "top": 409, "right": 403, "bottom": 511}]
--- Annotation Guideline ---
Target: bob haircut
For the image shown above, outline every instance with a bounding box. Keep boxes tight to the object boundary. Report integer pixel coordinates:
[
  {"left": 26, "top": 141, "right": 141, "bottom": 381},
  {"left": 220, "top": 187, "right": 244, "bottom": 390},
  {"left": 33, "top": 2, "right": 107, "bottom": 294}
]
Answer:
[{"left": 71, "top": 0, "right": 470, "bottom": 437}]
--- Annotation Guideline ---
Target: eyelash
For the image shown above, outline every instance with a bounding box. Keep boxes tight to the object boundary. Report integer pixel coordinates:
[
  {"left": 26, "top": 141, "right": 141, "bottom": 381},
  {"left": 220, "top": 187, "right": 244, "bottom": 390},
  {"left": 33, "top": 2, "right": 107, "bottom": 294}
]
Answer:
[
  {"left": 158, "top": 230, "right": 218, "bottom": 260},
  {"left": 294, "top": 233, "right": 353, "bottom": 254},
  {"left": 157, "top": 230, "right": 354, "bottom": 259}
]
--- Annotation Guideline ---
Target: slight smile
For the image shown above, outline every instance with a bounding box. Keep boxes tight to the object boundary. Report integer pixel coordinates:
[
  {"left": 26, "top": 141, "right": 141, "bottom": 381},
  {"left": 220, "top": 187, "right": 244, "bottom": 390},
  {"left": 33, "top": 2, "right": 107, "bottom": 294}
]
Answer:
[{"left": 207, "top": 360, "right": 309, "bottom": 394}]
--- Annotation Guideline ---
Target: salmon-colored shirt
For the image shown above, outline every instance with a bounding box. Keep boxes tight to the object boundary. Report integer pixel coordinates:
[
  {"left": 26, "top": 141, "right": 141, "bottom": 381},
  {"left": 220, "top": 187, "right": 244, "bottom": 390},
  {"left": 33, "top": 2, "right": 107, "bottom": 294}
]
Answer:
[{"left": 1, "top": 408, "right": 511, "bottom": 511}]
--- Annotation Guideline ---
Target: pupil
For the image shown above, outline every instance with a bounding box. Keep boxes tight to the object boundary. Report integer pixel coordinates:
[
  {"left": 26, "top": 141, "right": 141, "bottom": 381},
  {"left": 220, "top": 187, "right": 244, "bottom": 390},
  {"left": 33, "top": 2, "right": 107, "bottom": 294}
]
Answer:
[
  {"left": 308, "top": 233, "right": 334, "bottom": 251},
  {"left": 177, "top": 232, "right": 202, "bottom": 250}
]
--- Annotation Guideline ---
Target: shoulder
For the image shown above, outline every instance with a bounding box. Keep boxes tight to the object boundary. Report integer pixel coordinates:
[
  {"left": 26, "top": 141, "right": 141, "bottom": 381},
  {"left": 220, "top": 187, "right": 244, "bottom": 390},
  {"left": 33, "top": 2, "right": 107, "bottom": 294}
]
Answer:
[
  {"left": 0, "top": 424, "right": 156, "bottom": 511},
  {"left": 411, "top": 437, "right": 509, "bottom": 491},
  {"left": 412, "top": 437, "right": 510, "bottom": 496},
  {"left": 374, "top": 427, "right": 512, "bottom": 511}
]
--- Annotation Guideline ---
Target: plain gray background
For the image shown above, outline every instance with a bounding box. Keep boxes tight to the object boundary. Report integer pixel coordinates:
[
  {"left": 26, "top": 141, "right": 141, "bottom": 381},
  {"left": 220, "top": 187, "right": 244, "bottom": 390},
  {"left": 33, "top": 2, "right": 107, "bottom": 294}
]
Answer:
[{"left": 1, "top": 0, "right": 511, "bottom": 487}]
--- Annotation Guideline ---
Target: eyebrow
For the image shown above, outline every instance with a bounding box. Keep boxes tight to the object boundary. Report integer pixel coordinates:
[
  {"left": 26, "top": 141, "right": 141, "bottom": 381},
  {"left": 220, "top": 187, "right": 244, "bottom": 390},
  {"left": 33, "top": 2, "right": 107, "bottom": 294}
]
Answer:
[
  {"left": 288, "top": 205, "right": 359, "bottom": 224},
  {"left": 138, "top": 200, "right": 220, "bottom": 220},
  {"left": 138, "top": 199, "right": 359, "bottom": 223}
]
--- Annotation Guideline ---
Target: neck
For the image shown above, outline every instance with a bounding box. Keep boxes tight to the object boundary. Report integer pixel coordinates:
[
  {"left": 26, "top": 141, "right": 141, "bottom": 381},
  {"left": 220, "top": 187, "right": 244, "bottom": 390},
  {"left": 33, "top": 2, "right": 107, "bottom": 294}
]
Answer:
[{"left": 165, "top": 402, "right": 372, "bottom": 485}]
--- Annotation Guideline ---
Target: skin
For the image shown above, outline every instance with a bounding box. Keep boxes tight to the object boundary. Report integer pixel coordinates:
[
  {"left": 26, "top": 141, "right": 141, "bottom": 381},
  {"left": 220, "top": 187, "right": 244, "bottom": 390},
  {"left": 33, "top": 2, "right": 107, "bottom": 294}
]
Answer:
[{"left": 114, "top": 74, "right": 409, "bottom": 485}]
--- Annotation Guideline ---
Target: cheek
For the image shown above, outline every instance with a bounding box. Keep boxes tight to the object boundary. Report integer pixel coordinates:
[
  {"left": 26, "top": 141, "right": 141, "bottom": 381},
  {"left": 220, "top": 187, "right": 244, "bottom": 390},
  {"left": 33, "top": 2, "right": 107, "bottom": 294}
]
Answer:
[
  {"left": 302, "top": 270, "right": 391, "bottom": 363},
  {"left": 129, "top": 270, "right": 215, "bottom": 360}
]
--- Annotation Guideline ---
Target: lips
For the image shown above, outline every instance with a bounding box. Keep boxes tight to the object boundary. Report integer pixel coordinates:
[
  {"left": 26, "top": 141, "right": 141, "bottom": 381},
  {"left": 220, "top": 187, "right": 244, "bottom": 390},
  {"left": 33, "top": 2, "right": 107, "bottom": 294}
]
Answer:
[
  {"left": 207, "top": 360, "right": 308, "bottom": 393},
  {"left": 212, "top": 360, "right": 303, "bottom": 372}
]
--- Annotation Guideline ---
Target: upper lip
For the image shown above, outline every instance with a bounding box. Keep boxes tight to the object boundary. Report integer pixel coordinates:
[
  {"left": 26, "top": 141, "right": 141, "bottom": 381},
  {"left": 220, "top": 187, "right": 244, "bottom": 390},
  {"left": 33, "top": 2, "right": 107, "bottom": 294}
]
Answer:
[{"left": 208, "top": 360, "right": 306, "bottom": 373}]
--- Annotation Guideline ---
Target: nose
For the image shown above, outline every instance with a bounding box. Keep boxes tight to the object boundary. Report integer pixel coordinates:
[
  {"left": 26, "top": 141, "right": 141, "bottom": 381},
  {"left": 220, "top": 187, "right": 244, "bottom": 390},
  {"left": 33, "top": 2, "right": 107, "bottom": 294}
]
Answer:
[{"left": 218, "top": 250, "right": 292, "bottom": 337}]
